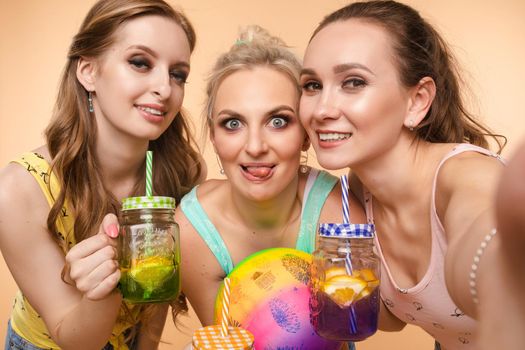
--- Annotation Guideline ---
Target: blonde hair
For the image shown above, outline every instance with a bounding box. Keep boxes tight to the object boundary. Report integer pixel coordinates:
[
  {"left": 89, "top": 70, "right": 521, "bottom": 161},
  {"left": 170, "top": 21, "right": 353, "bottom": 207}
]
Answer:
[{"left": 203, "top": 25, "right": 302, "bottom": 134}]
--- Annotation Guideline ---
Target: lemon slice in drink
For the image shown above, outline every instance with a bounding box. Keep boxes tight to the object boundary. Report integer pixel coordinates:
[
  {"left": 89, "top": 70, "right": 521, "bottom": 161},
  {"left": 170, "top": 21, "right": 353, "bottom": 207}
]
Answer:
[
  {"left": 324, "top": 267, "right": 347, "bottom": 280},
  {"left": 130, "top": 256, "right": 174, "bottom": 291}
]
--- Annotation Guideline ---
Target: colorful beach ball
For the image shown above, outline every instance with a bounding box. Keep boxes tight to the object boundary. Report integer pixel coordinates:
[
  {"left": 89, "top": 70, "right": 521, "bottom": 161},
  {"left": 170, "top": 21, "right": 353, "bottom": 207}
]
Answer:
[{"left": 214, "top": 247, "right": 341, "bottom": 350}]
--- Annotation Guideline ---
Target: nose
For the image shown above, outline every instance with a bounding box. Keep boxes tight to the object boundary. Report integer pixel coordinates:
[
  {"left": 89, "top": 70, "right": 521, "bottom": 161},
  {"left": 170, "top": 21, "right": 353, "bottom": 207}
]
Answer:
[
  {"left": 244, "top": 127, "right": 269, "bottom": 157},
  {"left": 312, "top": 87, "right": 341, "bottom": 121},
  {"left": 152, "top": 68, "right": 172, "bottom": 100}
]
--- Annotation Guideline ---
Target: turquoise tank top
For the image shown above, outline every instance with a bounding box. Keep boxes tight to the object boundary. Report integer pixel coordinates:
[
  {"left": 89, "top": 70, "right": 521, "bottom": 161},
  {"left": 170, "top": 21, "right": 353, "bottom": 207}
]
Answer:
[{"left": 180, "top": 169, "right": 338, "bottom": 274}]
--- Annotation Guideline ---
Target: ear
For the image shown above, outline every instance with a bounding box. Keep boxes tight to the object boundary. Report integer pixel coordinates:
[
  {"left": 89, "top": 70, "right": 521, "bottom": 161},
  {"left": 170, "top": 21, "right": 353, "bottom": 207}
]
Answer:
[
  {"left": 404, "top": 77, "right": 436, "bottom": 129},
  {"left": 76, "top": 56, "right": 97, "bottom": 92}
]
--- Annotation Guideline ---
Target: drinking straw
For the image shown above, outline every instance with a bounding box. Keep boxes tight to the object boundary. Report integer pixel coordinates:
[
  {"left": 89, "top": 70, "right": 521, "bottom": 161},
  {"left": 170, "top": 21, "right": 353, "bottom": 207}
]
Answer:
[
  {"left": 340, "top": 175, "right": 358, "bottom": 334},
  {"left": 220, "top": 277, "right": 231, "bottom": 338},
  {"left": 146, "top": 150, "right": 153, "bottom": 197}
]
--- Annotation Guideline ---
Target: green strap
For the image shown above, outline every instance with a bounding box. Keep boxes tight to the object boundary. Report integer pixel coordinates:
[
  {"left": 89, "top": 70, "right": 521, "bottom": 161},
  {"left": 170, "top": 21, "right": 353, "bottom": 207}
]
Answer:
[{"left": 295, "top": 170, "right": 338, "bottom": 253}]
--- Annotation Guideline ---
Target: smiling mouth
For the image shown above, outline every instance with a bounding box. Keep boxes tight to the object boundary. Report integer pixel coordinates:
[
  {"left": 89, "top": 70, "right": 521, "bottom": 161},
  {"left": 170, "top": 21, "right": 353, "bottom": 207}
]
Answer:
[
  {"left": 136, "top": 105, "right": 167, "bottom": 116},
  {"left": 318, "top": 132, "right": 352, "bottom": 142}
]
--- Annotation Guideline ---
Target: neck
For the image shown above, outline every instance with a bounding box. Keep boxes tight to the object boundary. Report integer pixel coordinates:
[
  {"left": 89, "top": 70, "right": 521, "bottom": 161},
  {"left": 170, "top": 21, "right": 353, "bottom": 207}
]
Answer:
[
  {"left": 352, "top": 140, "right": 436, "bottom": 211},
  {"left": 96, "top": 131, "right": 149, "bottom": 201},
  {"left": 230, "top": 176, "right": 302, "bottom": 233}
]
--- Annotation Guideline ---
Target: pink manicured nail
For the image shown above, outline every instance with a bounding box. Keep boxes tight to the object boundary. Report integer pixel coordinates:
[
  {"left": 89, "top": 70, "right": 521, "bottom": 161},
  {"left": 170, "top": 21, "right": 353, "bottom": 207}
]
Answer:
[{"left": 107, "top": 224, "right": 119, "bottom": 238}]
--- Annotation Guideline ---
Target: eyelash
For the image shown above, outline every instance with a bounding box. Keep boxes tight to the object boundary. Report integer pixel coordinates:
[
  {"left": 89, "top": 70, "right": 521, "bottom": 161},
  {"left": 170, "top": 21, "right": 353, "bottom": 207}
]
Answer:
[
  {"left": 268, "top": 115, "right": 290, "bottom": 128},
  {"left": 301, "top": 77, "right": 367, "bottom": 92},
  {"left": 128, "top": 57, "right": 188, "bottom": 85}
]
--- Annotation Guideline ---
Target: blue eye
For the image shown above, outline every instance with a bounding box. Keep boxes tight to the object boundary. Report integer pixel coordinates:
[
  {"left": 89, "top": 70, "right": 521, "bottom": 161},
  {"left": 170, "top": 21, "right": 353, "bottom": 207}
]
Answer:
[
  {"left": 269, "top": 116, "right": 288, "bottom": 129},
  {"left": 224, "top": 118, "right": 242, "bottom": 130}
]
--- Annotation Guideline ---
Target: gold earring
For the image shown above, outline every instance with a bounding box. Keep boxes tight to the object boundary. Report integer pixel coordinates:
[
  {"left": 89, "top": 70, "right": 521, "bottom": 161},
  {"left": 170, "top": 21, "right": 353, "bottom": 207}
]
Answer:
[
  {"left": 215, "top": 152, "right": 224, "bottom": 175},
  {"left": 300, "top": 151, "right": 309, "bottom": 174}
]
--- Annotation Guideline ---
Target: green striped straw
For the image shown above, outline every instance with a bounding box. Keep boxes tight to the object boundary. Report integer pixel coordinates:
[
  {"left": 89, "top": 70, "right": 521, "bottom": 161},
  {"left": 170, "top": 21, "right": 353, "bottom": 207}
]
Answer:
[{"left": 146, "top": 150, "right": 153, "bottom": 197}]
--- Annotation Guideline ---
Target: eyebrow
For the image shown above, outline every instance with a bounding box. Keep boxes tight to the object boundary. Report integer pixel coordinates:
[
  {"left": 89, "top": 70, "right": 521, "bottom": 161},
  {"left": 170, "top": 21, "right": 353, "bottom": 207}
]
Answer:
[
  {"left": 126, "top": 45, "right": 190, "bottom": 69},
  {"left": 300, "top": 63, "right": 375, "bottom": 76},
  {"left": 216, "top": 105, "right": 296, "bottom": 119}
]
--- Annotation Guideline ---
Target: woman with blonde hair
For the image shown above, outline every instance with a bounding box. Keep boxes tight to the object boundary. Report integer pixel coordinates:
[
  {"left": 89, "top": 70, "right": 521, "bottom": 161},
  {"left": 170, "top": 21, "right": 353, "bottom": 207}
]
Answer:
[
  {"left": 0, "top": 0, "right": 203, "bottom": 348},
  {"left": 176, "top": 25, "right": 363, "bottom": 349}
]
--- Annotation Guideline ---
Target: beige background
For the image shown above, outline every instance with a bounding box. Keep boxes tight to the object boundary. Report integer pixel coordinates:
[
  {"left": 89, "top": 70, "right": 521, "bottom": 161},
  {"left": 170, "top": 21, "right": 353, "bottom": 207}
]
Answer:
[{"left": 1, "top": 0, "right": 524, "bottom": 349}]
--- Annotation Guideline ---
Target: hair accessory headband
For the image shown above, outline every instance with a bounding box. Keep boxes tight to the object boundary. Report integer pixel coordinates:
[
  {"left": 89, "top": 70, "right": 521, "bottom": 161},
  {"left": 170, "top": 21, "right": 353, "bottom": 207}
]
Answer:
[{"left": 235, "top": 39, "right": 247, "bottom": 46}]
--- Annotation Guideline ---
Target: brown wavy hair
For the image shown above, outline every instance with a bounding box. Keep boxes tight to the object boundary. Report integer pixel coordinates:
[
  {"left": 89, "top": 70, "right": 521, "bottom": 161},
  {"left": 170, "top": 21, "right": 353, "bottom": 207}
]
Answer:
[
  {"left": 311, "top": 0, "right": 505, "bottom": 152},
  {"left": 44, "top": 0, "right": 202, "bottom": 337}
]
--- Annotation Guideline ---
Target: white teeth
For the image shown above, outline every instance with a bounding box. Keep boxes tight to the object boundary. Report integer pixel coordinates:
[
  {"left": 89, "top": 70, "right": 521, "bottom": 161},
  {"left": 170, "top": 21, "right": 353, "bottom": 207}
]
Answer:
[
  {"left": 138, "top": 106, "right": 164, "bottom": 116},
  {"left": 319, "top": 133, "right": 351, "bottom": 141}
]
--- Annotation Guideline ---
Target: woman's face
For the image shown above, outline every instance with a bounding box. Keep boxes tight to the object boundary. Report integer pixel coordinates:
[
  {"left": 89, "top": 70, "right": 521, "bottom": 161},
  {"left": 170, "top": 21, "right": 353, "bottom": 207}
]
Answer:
[
  {"left": 90, "top": 15, "right": 191, "bottom": 143},
  {"left": 211, "top": 66, "right": 306, "bottom": 201},
  {"left": 299, "top": 19, "right": 412, "bottom": 170}
]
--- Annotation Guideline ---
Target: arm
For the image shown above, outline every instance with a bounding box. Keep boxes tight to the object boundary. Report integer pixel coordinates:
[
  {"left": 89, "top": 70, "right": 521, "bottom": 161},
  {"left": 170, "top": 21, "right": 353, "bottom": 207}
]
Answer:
[
  {"left": 0, "top": 164, "right": 121, "bottom": 350},
  {"left": 176, "top": 206, "right": 222, "bottom": 326},
  {"left": 435, "top": 149, "right": 525, "bottom": 349}
]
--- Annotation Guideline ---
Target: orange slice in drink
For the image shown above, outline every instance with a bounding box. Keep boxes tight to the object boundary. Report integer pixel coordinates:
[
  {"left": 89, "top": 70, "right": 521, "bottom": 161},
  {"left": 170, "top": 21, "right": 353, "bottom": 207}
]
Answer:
[{"left": 322, "top": 275, "right": 367, "bottom": 307}]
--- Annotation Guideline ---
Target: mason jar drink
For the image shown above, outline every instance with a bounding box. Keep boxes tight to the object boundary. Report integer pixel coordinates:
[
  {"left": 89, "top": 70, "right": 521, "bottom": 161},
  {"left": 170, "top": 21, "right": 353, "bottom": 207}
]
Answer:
[
  {"left": 310, "top": 223, "right": 380, "bottom": 341},
  {"left": 118, "top": 196, "right": 180, "bottom": 303}
]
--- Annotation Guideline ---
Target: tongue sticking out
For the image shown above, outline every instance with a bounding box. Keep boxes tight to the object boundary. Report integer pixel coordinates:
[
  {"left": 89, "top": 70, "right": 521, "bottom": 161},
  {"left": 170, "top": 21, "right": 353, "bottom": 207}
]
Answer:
[{"left": 245, "top": 166, "right": 272, "bottom": 178}]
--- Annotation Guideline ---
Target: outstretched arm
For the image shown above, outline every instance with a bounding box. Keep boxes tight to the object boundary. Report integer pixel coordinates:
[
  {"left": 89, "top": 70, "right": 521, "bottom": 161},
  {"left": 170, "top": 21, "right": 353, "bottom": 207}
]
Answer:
[
  {"left": 478, "top": 141, "right": 525, "bottom": 350},
  {"left": 0, "top": 164, "right": 122, "bottom": 350}
]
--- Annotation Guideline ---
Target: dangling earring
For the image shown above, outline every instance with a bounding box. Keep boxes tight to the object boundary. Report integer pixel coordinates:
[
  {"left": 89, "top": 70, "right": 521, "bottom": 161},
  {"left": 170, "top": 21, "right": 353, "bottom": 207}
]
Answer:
[
  {"left": 407, "top": 119, "right": 414, "bottom": 131},
  {"left": 88, "top": 91, "right": 94, "bottom": 113},
  {"left": 300, "top": 151, "right": 309, "bottom": 174},
  {"left": 215, "top": 153, "right": 225, "bottom": 175}
]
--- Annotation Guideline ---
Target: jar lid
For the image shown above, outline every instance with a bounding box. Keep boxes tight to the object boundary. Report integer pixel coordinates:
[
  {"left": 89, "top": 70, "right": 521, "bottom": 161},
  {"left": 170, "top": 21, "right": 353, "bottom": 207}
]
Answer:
[
  {"left": 192, "top": 325, "right": 254, "bottom": 349},
  {"left": 318, "top": 223, "right": 375, "bottom": 238},
  {"left": 121, "top": 196, "right": 176, "bottom": 210}
]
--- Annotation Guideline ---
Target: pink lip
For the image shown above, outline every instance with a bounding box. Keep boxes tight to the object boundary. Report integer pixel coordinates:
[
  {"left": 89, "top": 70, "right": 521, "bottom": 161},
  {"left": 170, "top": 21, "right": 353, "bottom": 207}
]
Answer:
[
  {"left": 240, "top": 163, "right": 276, "bottom": 182},
  {"left": 316, "top": 129, "right": 352, "bottom": 149},
  {"left": 135, "top": 104, "right": 167, "bottom": 124}
]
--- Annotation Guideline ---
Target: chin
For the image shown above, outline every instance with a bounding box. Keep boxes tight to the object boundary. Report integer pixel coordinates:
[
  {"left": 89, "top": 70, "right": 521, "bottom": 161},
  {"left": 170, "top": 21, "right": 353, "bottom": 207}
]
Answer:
[{"left": 317, "top": 155, "right": 350, "bottom": 171}]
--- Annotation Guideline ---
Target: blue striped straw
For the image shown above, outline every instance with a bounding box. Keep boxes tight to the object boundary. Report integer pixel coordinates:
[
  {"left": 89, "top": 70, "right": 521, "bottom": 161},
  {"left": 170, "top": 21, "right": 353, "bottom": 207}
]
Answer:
[
  {"left": 341, "top": 175, "right": 350, "bottom": 224},
  {"left": 340, "top": 175, "right": 358, "bottom": 334}
]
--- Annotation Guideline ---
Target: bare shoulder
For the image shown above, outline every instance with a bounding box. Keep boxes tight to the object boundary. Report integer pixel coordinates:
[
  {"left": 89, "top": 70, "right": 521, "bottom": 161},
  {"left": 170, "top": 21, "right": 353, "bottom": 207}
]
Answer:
[
  {"left": 437, "top": 149, "right": 504, "bottom": 196},
  {"left": 0, "top": 162, "right": 46, "bottom": 223}
]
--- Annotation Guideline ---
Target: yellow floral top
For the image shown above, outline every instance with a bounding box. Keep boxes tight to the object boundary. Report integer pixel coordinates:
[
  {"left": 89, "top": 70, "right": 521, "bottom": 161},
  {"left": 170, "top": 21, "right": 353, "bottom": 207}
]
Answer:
[{"left": 10, "top": 152, "right": 141, "bottom": 349}]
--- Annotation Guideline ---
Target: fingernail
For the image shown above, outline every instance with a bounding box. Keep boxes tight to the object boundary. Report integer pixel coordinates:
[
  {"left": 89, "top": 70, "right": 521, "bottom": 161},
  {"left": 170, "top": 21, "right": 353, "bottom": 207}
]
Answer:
[{"left": 107, "top": 224, "right": 119, "bottom": 238}]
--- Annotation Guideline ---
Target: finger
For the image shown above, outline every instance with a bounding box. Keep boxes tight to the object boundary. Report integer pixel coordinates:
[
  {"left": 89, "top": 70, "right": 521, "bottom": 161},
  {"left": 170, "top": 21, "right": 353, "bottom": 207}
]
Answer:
[
  {"left": 76, "top": 257, "right": 119, "bottom": 295},
  {"left": 68, "top": 244, "right": 118, "bottom": 283},
  {"left": 85, "top": 269, "right": 121, "bottom": 301},
  {"left": 66, "top": 233, "right": 115, "bottom": 263},
  {"left": 100, "top": 213, "right": 120, "bottom": 239}
]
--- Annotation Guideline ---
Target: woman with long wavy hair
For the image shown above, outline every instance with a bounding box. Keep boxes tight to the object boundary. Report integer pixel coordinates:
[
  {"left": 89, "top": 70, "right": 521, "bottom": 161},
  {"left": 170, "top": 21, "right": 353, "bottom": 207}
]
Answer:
[{"left": 0, "top": 0, "right": 203, "bottom": 349}]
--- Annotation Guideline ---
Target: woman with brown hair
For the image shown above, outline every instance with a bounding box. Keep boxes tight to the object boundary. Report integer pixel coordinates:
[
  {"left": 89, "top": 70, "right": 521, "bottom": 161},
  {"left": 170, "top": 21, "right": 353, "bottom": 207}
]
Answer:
[
  {"left": 300, "top": 1, "right": 523, "bottom": 349},
  {"left": 0, "top": 0, "right": 203, "bottom": 349}
]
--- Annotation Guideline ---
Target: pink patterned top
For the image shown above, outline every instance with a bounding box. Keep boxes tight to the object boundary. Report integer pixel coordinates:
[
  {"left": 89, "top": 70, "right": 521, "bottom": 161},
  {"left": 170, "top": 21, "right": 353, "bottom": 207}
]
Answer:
[{"left": 364, "top": 144, "right": 504, "bottom": 349}]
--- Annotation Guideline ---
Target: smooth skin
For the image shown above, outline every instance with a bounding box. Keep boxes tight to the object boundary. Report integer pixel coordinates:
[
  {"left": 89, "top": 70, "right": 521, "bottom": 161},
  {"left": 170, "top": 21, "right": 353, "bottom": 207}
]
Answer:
[
  {"left": 177, "top": 67, "right": 366, "bottom": 326},
  {"left": 0, "top": 15, "right": 191, "bottom": 349},
  {"left": 299, "top": 19, "right": 513, "bottom": 347}
]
